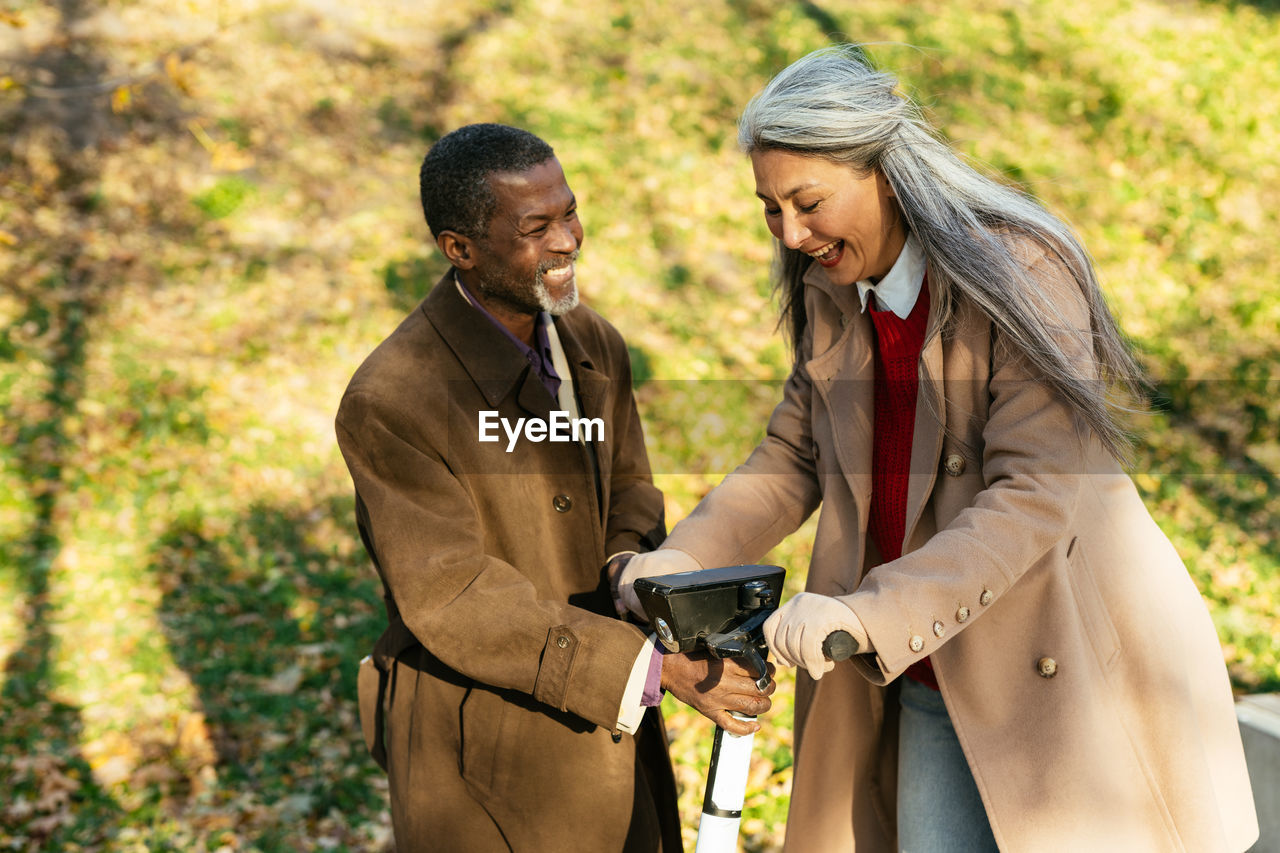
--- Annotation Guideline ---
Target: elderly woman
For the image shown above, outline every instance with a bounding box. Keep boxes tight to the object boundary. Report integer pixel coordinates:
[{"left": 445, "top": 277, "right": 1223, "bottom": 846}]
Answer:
[{"left": 620, "top": 46, "right": 1257, "bottom": 852}]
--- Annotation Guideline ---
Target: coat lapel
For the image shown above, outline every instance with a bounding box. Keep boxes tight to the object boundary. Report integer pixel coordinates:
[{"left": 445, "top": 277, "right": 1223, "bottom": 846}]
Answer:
[
  {"left": 804, "top": 260, "right": 946, "bottom": 574},
  {"left": 903, "top": 276, "right": 946, "bottom": 551},
  {"left": 553, "top": 316, "right": 612, "bottom": 519},
  {"left": 424, "top": 272, "right": 535, "bottom": 410},
  {"left": 802, "top": 263, "right": 875, "bottom": 571}
]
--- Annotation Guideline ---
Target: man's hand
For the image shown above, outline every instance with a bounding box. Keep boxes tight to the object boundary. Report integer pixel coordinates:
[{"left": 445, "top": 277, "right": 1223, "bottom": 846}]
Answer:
[
  {"left": 661, "top": 651, "right": 775, "bottom": 735},
  {"left": 763, "top": 592, "right": 871, "bottom": 681}
]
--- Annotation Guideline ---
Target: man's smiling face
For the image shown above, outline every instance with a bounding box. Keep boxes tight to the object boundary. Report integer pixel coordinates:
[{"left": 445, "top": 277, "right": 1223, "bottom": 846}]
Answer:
[{"left": 470, "top": 157, "right": 584, "bottom": 317}]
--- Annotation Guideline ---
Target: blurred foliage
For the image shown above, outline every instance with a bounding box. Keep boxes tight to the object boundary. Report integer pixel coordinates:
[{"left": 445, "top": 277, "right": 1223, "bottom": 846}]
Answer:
[
  {"left": 192, "top": 176, "right": 257, "bottom": 220},
  {"left": 1, "top": 0, "right": 1277, "bottom": 849}
]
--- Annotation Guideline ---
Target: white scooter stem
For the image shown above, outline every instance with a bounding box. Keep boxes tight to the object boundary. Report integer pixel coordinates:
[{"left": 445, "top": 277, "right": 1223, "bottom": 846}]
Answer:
[
  {"left": 694, "top": 630, "right": 860, "bottom": 852},
  {"left": 695, "top": 711, "right": 756, "bottom": 853}
]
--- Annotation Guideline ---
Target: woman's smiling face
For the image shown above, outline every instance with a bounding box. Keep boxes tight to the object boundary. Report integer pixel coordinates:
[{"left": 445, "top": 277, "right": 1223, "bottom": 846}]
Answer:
[{"left": 751, "top": 149, "right": 906, "bottom": 287}]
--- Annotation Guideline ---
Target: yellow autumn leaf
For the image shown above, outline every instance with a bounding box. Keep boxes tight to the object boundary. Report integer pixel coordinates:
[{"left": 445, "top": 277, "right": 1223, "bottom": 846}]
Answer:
[
  {"left": 111, "top": 85, "right": 132, "bottom": 114},
  {"left": 211, "top": 144, "right": 255, "bottom": 171},
  {"left": 165, "top": 52, "right": 197, "bottom": 96}
]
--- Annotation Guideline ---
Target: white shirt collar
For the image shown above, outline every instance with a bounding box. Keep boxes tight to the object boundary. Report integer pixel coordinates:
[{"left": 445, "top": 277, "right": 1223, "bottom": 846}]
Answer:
[{"left": 856, "top": 233, "right": 925, "bottom": 319}]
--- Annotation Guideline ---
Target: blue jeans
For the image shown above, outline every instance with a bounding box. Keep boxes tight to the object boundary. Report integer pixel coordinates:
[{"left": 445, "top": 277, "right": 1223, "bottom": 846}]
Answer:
[{"left": 897, "top": 678, "right": 999, "bottom": 853}]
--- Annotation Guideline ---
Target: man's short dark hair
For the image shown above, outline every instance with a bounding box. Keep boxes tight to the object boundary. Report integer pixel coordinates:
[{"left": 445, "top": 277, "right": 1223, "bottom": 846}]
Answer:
[{"left": 419, "top": 123, "right": 556, "bottom": 240}]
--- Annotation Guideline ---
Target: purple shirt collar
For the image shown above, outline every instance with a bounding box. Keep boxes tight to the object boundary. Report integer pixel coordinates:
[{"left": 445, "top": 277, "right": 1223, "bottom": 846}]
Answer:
[{"left": 455, "top": 272, "right": 562, "bottom": 399}]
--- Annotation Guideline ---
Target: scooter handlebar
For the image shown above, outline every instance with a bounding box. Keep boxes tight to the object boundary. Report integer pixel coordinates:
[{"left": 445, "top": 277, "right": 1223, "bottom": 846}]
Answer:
[{"left": 822, "top": 630, "right": 860, "bottom": 662}]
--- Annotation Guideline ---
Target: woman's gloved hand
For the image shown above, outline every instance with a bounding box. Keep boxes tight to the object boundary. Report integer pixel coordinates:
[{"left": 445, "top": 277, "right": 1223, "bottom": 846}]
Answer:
[
  {"left": 763, "top": 592, "right": 872, "bottom": 680},
  {"left": 616, "top": 548, "right": 704, "bottom": 620}
]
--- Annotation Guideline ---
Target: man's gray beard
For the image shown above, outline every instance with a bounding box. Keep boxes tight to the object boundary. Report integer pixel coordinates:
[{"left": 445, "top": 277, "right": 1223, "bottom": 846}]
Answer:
[
  {"left": 475, "top": 252, "right": 579, "bottom": 317},
  {"left": 537, "top": 253, "right": 580, "bottom": 316},
  {"left": 539, "top": 277, "right": 579, "bottom": 316}
]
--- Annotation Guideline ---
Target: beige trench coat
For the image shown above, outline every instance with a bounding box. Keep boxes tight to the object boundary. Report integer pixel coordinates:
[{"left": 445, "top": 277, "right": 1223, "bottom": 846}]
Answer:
[{"left": 661, "top": 249, "right": 1258, "bottom": 851}]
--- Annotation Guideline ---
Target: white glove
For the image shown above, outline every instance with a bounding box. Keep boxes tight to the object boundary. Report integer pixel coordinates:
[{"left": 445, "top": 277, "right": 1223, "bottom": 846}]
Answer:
[
  {"left": 764, "top": 592, "right": 871, "bottom": 681},
  {"left": 617, "top": 548, "right": 704, "bottom": 620}
]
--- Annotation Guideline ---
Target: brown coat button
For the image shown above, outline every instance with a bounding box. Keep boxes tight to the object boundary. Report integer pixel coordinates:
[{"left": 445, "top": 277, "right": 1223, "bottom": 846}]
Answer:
[
  {"left": 1037, "top": 657, "right": 1058, "bottom": 678},
  {"left": 553, "top": 494, "right": 572, "bottom": 513},
  {"left": 956, "top": 606, "right": 970, "bottom": 623},
  {"left": 909, "top": 635, "right": 924, "bottom": 653},
  {"left": 944, "top": 454, "right": 966, "bottom": 477},
  {"left": 979, "top": 589, "right": 994, "bottom": 606},
  {"left": 933, "top": 620, "right": 946, "bottom": 638},
  {"left": 556, "top": 636, "right": 571, "bottom": 649}
]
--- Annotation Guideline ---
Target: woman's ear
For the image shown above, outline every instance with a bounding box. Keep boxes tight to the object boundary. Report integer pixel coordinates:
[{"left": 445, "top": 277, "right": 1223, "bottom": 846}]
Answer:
[
  {"left": 437, "top": 231, "right": 476, "bottom": 270},
  {"left": 878, "top": 170, "right": 896, "bottom": 198}
]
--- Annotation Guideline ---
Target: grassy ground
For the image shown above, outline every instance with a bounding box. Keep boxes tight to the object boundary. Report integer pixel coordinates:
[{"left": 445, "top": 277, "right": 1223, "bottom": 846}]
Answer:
[{"left": 1, "top": 0, "right": 1277, "bottom": 849}]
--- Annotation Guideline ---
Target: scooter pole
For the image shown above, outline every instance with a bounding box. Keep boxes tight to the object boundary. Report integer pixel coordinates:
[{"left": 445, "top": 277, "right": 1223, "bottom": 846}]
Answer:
[
  {"left": 694, "top": 606, "right": 773, "bottom": 853},
  {"left": 695, "top": 711, "right": 758, "bottom": 852},
  {"left": 631, "top": 566, "right": 800, "bottom": 853},
  {"left": 693, "top": 624, "right": 860, "bottom": 852}
]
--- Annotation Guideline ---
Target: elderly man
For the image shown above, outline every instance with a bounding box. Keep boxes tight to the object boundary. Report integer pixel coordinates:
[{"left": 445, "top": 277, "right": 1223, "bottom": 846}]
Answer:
[{"left": 336, "top": 123, "right": 771, "bottom": 852}]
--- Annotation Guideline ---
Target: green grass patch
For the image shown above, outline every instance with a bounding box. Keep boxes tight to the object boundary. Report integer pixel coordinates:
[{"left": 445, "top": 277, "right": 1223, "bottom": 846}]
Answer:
[{"left": 192, "top": 176, "right": 256, "bottom": 220}]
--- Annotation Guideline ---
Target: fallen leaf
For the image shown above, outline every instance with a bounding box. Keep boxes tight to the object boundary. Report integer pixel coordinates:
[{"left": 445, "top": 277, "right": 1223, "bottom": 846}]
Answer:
[{"left": 262, "top": 664, "right": 304, "bottom": 695}]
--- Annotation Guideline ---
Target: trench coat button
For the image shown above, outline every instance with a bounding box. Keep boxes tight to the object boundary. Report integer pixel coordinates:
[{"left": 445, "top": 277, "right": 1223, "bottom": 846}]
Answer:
[
  {"left": 556, "top": 635, "right": 571, "bottom": 649},
  {"left": 909, "top": 635, "right": 924, "bottom": 653},
  {"left": 1037, "top": 657, "right": 1058, "bottom": 678},
  {"left": 979, "top": 589, "right": 994, "bottom": 606},
  {"left": 943, "top": 454, "right": 966, "bottom": 477},
  {"left": 933, "top": 620, "right": 945, "bottom": 638},
  {"left": 841, "top": 314, "right": 851, "bottom": 329},
  {"left": 552, "top": 494, "right": 572, "bottom": 513},
  {"left": 956, "top": 606, "right": 970, "bottom": 623}
]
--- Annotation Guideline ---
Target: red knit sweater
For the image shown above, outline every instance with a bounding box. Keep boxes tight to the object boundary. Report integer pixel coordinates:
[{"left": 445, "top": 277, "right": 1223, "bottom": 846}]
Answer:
[{"left": 867, "top": 279, "right": 938, "bottom": 690}]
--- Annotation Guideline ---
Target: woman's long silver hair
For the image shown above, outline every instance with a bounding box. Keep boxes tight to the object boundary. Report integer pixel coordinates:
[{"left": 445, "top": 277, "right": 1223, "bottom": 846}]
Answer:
[{"left": 738, "top": 45, "right": 1146, "bottom": 460}]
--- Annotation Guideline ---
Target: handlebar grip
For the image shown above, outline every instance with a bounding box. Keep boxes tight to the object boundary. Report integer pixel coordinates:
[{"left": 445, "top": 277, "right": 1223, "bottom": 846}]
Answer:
[{"left": 822, "top": 630, "right": 860, "bottom": 662}]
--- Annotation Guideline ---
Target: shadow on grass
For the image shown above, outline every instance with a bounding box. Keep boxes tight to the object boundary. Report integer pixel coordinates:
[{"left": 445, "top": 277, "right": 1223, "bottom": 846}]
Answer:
[
  {"left": 1143, "top": 362, "right": 1280, "bottom": 556},
  {"left": 0, "top": 277, "right": 123, "bottom": 847},
  {"left": 380, "top": 252, "right": 452, "bottom": 316},
  {"left": 1142, "top": 372, "right": 1280, "bottom": 694},
  {"left": 148, "top": 497, "right": 389, "bottom": 849},
  {"left": 1206, "top": 0, "right": 1280, "bottom": 14},
  {"left": 0, "top": 0, "right": 133, "bottom": 845}
]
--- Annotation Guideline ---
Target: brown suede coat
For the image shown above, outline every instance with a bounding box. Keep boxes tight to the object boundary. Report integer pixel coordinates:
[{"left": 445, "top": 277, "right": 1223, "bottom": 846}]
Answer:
[
  {"left": 336, "top": 274, "right": 680, "bottom": 852},
  {"left": 661, "top": 249, "right": 1258, "bottom": 852}
]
